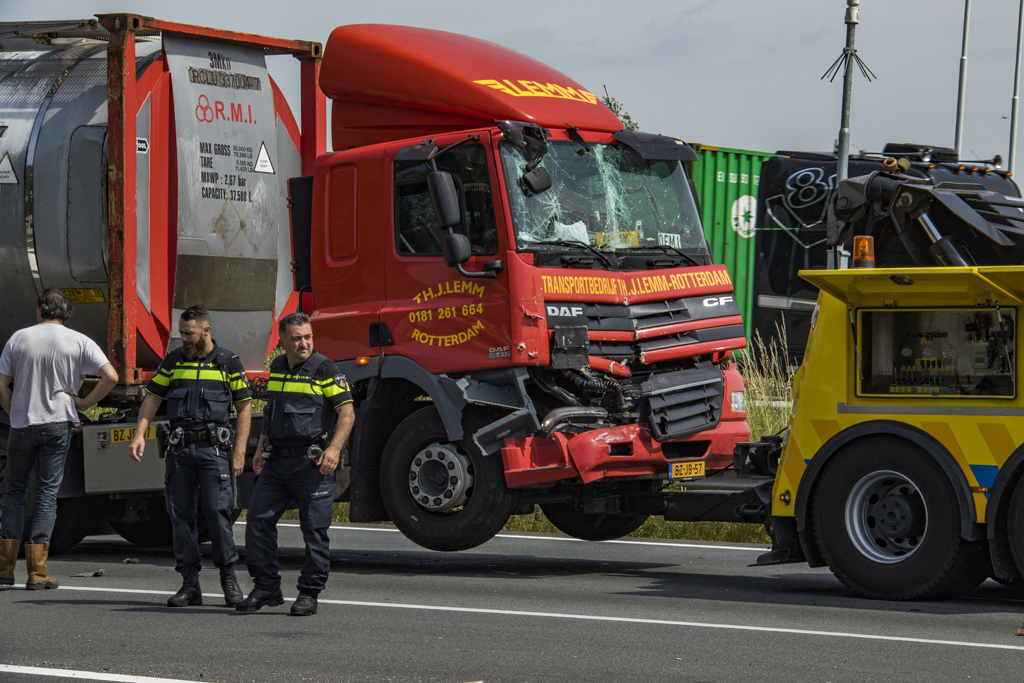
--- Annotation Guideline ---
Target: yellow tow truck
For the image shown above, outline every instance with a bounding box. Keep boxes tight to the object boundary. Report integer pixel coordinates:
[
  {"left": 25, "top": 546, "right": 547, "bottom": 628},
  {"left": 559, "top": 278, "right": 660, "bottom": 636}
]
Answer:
[{"left": 744, "top": 165, "right": 1024, "bottom": 599}]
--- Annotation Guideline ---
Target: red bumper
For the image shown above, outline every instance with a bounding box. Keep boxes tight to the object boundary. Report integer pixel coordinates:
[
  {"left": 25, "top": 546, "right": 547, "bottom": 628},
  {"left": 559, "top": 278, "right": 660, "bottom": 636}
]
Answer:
[{"left": 500, "top": 417, "right": 750, "bottom": 487}]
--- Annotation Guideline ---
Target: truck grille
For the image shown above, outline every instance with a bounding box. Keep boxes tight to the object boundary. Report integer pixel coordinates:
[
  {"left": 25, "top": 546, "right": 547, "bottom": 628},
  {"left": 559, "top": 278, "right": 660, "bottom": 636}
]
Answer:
[
  {"left": 546, "top": 295, "right": 746, "bottom": 365},
  {"left": 640, "top": 364, "right": 724, "bottom": 441}
]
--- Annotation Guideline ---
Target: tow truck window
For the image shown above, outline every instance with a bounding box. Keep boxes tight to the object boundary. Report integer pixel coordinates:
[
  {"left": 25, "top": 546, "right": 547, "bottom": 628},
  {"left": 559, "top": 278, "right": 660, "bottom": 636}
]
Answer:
[
  {"left": 395, "top": 145, "right": 498, "bottom": 256},
  {"left": 499, "top": 140, "right": 708, "bottom": 255},
  {"left": 859, "top": 307, "right": 1016, "bottom": 398}
]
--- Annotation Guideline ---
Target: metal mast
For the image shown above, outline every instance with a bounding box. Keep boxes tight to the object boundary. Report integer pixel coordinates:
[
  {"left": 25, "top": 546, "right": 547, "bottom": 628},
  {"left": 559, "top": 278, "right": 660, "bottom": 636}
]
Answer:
[
  {"left": 954, "top": 0, "right": 971, "bottom": 159},
  {"left": 1011, "top": 0, "right": 1024, "bottom": 175},
  {"left": 822, "top": 0, "right": 875, "bottom": 183}
]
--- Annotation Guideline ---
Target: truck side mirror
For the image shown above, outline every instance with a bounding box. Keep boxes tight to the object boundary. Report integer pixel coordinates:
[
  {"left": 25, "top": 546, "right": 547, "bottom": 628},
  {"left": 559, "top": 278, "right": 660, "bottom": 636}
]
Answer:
[
  {"left": 428, "top": 171, "right": 461, "bottom": 229},
  {"left": 442, "top": 232, "right": 472, "bottom": 267}
]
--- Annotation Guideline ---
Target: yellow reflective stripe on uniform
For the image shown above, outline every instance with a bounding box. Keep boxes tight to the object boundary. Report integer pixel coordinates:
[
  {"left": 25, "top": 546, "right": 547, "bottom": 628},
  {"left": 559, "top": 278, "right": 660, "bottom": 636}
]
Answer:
[
  {"left": 168, "top": 368, "right": 227, "bottom": 381},
  {"left": 151, "top": 373, "right": 171, "bottom": 387},
  {"left": 322, "top": 383, "right": 344, "bottom": 398},
  {"left": 266, "top": 380, "right": 320, "bottom": 395},
  {"left": 198, "top": 369, "right": 228, "bottom": 381},
  {"left": 230, "top": 379, "right": 247, "bottom": 391}
]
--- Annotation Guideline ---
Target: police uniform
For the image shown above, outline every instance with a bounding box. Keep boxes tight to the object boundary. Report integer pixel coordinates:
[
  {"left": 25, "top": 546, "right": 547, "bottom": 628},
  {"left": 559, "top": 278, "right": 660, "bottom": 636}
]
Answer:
[
  {"left": 244, "top": 351, "right": 351, "bottom": 597},
  {"left": 145, "top": 344, "right": 251, "bottom": 575}
]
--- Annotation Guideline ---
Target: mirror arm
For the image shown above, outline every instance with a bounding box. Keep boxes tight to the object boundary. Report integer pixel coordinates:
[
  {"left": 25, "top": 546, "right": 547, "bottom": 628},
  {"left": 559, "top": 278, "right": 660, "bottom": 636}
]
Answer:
[
  {"left": 456, "top": 262, "right": 500, "bottom": 279},
  {"left": 427, "top": 135, "right": 482, "bottom": 164}
]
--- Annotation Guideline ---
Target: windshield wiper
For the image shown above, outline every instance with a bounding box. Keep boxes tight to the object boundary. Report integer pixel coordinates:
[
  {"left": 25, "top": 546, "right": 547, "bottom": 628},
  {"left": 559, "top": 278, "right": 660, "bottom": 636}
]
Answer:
[
  {"left": 527, "top": 239, "right": 615, "bottom": 268},
  {"left": 618, "top": 243, "right": 701, "bottom": 267}
]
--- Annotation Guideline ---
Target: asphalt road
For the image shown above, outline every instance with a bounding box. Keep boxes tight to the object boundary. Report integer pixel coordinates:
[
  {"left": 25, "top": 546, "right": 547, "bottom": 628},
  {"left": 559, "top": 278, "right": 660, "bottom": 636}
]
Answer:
[{"left": 3, "top": 523, "right": 1024, "bottom": 683}]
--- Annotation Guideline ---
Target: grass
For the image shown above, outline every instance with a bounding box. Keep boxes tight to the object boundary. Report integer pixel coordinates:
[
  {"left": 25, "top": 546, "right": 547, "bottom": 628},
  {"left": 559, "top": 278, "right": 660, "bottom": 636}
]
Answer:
[{"left": 737, "top": 325, "right": 795, "bottom": 443}]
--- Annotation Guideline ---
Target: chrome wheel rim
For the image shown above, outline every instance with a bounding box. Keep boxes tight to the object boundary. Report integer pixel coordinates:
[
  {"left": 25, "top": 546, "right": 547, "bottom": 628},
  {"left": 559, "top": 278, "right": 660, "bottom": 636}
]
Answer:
[
  {"left": 407, "top": 442, "right": 474, "bottom": 513},
  {"left": 845, "top": 470, "right": 928, "bottom": 564}
]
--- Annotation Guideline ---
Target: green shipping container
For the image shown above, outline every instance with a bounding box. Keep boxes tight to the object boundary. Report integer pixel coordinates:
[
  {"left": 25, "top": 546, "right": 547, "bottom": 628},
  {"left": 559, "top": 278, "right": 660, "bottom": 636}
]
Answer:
[{"left": 689, "top": 144, "right": 773, "bottom": 338}]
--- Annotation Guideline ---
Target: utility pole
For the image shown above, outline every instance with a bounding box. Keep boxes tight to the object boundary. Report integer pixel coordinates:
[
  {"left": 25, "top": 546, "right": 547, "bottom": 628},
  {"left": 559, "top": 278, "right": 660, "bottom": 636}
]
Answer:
[
  {"left": 1011, "top": 0, "right": 1024, "bottom": 175},
  {"left": 823, "top": 0, "right": 875, "bottom": 183},
  {"left": 954, "top": 0, "right": 971, "bottom": 159}
]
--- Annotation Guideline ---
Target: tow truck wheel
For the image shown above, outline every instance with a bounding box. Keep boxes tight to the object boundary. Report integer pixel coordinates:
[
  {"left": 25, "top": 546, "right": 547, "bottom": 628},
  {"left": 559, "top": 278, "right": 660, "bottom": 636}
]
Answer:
[
  {"left": 812, "top": 439, "right": 986, "bottom": 600},
  {"left": 1002, "top": 476, "right": 1024, "bottom": 578},
  {"left": 380, "top": 406, "right": 517, "bottom": 552},
  {"left": 540, "top": 503, "right": 648, "bottom": 541}
]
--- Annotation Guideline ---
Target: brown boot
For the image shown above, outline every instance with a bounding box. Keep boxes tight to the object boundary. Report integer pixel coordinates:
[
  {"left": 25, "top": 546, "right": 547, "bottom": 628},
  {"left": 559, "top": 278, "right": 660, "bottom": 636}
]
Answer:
[
  {"left": 0, "top": 538, "right": 20, "bottom": 590},
  {"left": 25, "top": 543, "right": 58, "bottom": 590}
]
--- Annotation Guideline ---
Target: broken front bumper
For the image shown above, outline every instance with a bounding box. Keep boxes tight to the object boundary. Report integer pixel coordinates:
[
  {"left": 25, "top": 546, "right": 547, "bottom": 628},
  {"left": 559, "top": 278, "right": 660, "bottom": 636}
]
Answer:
[{"left": 500, "top": 417, "right": 750, "bottom": 487}]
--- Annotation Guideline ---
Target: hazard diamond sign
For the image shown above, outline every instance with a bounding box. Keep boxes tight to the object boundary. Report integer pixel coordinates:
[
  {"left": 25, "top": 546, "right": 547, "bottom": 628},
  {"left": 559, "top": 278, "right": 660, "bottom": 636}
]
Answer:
[
  {"left": 254, "top": 141, "right": 275, "bottom": 174},
  {"left": 0, "top": 151, "right": 18, "bottom": 185}
]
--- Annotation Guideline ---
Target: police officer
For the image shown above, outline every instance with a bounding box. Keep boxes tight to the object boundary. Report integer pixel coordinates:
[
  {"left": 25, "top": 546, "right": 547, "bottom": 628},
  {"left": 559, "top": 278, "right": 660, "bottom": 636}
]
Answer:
[
  {"left": 236, "top": 312, "right": 354, "bottom": 616},
  {"left": 129, "top": 305, "right": 252, "bottom": 607}
]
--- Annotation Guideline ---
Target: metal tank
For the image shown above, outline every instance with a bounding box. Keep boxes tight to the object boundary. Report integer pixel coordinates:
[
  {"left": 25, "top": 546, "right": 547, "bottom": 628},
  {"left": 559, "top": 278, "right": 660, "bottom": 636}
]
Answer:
[{"left": 0, "top": 17, "right": 323, "bottom": 377}]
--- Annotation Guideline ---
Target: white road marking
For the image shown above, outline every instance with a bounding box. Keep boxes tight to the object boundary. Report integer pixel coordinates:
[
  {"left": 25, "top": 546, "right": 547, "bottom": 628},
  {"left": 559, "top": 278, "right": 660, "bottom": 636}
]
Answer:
[
  {"left": 235, "top": 520, "right": 766, "bottom": 552},
  {"left": 54, "top": 585, "right": 1024, "bottom": 652},
  {"left": 0, "top": 664, "right": 201, "bottom": 682}
]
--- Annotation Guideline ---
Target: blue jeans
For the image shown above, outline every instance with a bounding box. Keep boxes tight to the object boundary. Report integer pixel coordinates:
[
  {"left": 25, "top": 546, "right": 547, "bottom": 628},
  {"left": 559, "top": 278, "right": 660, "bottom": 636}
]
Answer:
[
  {"left": 1, "top": 422, "right": 73, "bottom": 544},
  {"left": 164, "top": 442, "right": 239, "bottom": 573},
  {"left": 245, "top": 457, "right": 335, "bottom": 593}
]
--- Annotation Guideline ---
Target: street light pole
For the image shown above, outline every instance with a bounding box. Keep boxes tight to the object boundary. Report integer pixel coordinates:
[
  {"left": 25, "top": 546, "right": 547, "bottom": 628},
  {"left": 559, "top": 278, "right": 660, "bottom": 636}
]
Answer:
[
  {"left": 954, "top": 0, "right": 971, "bottom": 159},
  {"left": 1010, "top": 0, "right": 1024, "bottom": 175}
]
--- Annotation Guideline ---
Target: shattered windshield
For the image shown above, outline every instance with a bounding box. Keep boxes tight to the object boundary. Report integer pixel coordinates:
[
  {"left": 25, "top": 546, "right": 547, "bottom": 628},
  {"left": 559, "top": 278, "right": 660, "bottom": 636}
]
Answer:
[{"left": 499, "top": 141, "right": 708, "bottom": 255}]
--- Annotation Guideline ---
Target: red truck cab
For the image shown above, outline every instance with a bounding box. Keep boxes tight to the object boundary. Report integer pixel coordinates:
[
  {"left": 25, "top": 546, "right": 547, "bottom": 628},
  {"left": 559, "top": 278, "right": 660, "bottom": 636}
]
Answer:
[{"left": 289, "top": 24, "right": 750, "bottom": 551}]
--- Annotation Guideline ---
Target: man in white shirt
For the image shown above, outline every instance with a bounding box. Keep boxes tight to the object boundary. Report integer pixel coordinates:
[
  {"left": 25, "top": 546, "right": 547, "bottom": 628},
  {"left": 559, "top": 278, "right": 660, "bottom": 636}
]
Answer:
[{"left": 0, "top": 288, "right": 118, "bottom": 590}]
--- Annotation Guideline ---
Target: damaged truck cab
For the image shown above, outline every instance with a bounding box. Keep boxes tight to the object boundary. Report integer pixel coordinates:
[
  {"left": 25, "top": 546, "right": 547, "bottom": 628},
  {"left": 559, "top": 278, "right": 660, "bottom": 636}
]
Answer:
[{"left": 291, "top": 25, "right": 751, "bottom": 551}]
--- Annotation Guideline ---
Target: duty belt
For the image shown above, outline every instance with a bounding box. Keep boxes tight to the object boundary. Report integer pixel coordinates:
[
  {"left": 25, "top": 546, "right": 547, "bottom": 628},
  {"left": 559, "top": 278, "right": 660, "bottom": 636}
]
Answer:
[
  {"left": 268, "top": 445, "right": 313, "bottom": 459},
  {"left": 264, "top": 438, "right": 325, "bottom": 465},
  {"left": 160, "top": 424, "right": 232, "bottom": 457}
]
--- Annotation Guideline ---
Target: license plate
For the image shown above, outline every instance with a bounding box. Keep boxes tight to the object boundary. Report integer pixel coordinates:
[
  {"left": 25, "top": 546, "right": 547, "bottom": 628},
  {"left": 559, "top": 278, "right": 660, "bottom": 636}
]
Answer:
[
  {"left": 111, "top": 425, "right": 157, "bottom": 443},
  {"left": 669, "top": 460, "right": 705, "bottom": 479}
]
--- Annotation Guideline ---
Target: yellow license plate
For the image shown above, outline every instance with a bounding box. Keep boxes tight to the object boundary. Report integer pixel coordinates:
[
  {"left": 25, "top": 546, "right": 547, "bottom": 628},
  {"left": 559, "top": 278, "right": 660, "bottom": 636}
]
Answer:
[
  {"left": 670, "top": 460, "right": 705, "bottom": 479},
  {"left": 111, "top": 425, "right": 157, "bottom": 443}
]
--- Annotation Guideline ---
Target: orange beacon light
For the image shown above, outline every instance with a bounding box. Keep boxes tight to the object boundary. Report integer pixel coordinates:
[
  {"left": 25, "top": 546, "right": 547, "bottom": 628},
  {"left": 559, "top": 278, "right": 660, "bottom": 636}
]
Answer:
[{"left": 852, "top": 235, "right": 875, "bottom": 268}]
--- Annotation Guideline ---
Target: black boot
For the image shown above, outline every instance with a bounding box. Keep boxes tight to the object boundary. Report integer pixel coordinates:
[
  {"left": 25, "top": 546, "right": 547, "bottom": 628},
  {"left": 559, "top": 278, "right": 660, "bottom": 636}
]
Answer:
[
  {"left": 219, "top": 565, "right": 243, "bottom": 607},
  {"left": 290, "top": 591, "right": 319, "bottom": 616},
  {"left": 167, "top": 566, "right": 203, "bottom": 607},
  {"left": 235, "top": 587, "right": 284, "bottom": 613}
]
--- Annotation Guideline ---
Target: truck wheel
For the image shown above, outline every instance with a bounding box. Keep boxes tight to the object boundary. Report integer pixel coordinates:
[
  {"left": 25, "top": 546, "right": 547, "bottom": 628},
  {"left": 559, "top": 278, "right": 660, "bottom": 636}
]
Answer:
[
  {"left": 540, "top": 503, "right": 648, "bottom": 541},
  {"left": 46, "top": 498, "right": 93, "bottom": 555},
  {"left": 1003, "top": 477, "right": 1024, "bottom": 578},
  {"left": 812, "top": 439, "right": 985, "bottom": 600},
  {"left": 111, "top": 501, "right": 173, "bottom": 548},
  {"left": 111, "top": 507, "right": 236, "bottom": 547},
  {"left": 1, "top": 432, "right": 88, "bottom": 555},
  {"left": 380, "top": 406, "right": 517, "bottom": 552}
]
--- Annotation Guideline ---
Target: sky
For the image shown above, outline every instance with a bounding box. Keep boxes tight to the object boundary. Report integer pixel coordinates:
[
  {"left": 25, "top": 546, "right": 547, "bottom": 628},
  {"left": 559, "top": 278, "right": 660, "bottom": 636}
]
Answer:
[{"left": 5, "top": 0, "right": 1024, "bottom": 162}]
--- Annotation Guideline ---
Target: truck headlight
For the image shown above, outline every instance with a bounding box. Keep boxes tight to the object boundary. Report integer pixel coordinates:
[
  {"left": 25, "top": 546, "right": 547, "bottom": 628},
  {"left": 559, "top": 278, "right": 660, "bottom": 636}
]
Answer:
[{"left": 731, "top": 391, "right": 745, "bottom": 413}]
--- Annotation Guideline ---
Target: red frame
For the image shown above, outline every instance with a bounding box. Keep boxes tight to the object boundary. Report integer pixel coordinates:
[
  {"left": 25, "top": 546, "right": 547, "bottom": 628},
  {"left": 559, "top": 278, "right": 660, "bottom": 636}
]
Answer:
[{"left": 97, "top": 13, "right": 325, "bottom": 384}]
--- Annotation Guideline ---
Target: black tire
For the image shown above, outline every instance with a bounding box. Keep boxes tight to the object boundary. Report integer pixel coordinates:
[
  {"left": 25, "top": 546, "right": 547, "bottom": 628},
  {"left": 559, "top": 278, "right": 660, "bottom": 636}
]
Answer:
[
  {"left": 1003, "top": 477, "right": 1024, "bottom": 580},
  {"left": 46, "top": 498, "right": 94, "bottom": 555},
  {"left": 540, "top": 503, "right": 648, "bottom": 541},
  {"left": 110, "top": 502, "right": 174, "bottom": 548},
  {"left": 111, "top": 500, "right": 239, "bottom": 547},
  {"left": 0, "top": 428, "right": 89, "bottom": 555},
  {"left": 811, "top": 437, "right": 986, "bottom": 600},
  {"left": 380, "top": 406, "right": 517, "bottom": 552}
]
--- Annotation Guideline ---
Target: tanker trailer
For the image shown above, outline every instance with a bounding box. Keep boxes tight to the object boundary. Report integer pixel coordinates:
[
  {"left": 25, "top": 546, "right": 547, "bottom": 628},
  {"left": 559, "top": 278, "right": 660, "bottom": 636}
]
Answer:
[{"left": 0, "top": 16, "right": 325, "bottom": 551}]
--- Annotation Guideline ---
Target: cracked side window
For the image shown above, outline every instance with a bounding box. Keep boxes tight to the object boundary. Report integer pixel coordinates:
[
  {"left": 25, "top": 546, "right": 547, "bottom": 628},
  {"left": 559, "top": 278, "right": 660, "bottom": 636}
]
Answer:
[{"left": 395, "top": 144, "right": 499, "bottom": 256}]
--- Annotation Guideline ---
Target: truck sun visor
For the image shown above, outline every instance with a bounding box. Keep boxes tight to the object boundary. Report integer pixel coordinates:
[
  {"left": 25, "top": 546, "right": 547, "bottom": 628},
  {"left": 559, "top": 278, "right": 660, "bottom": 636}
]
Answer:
[{"left": 611, "top": 130, "right": 698, "bottom": 162}]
